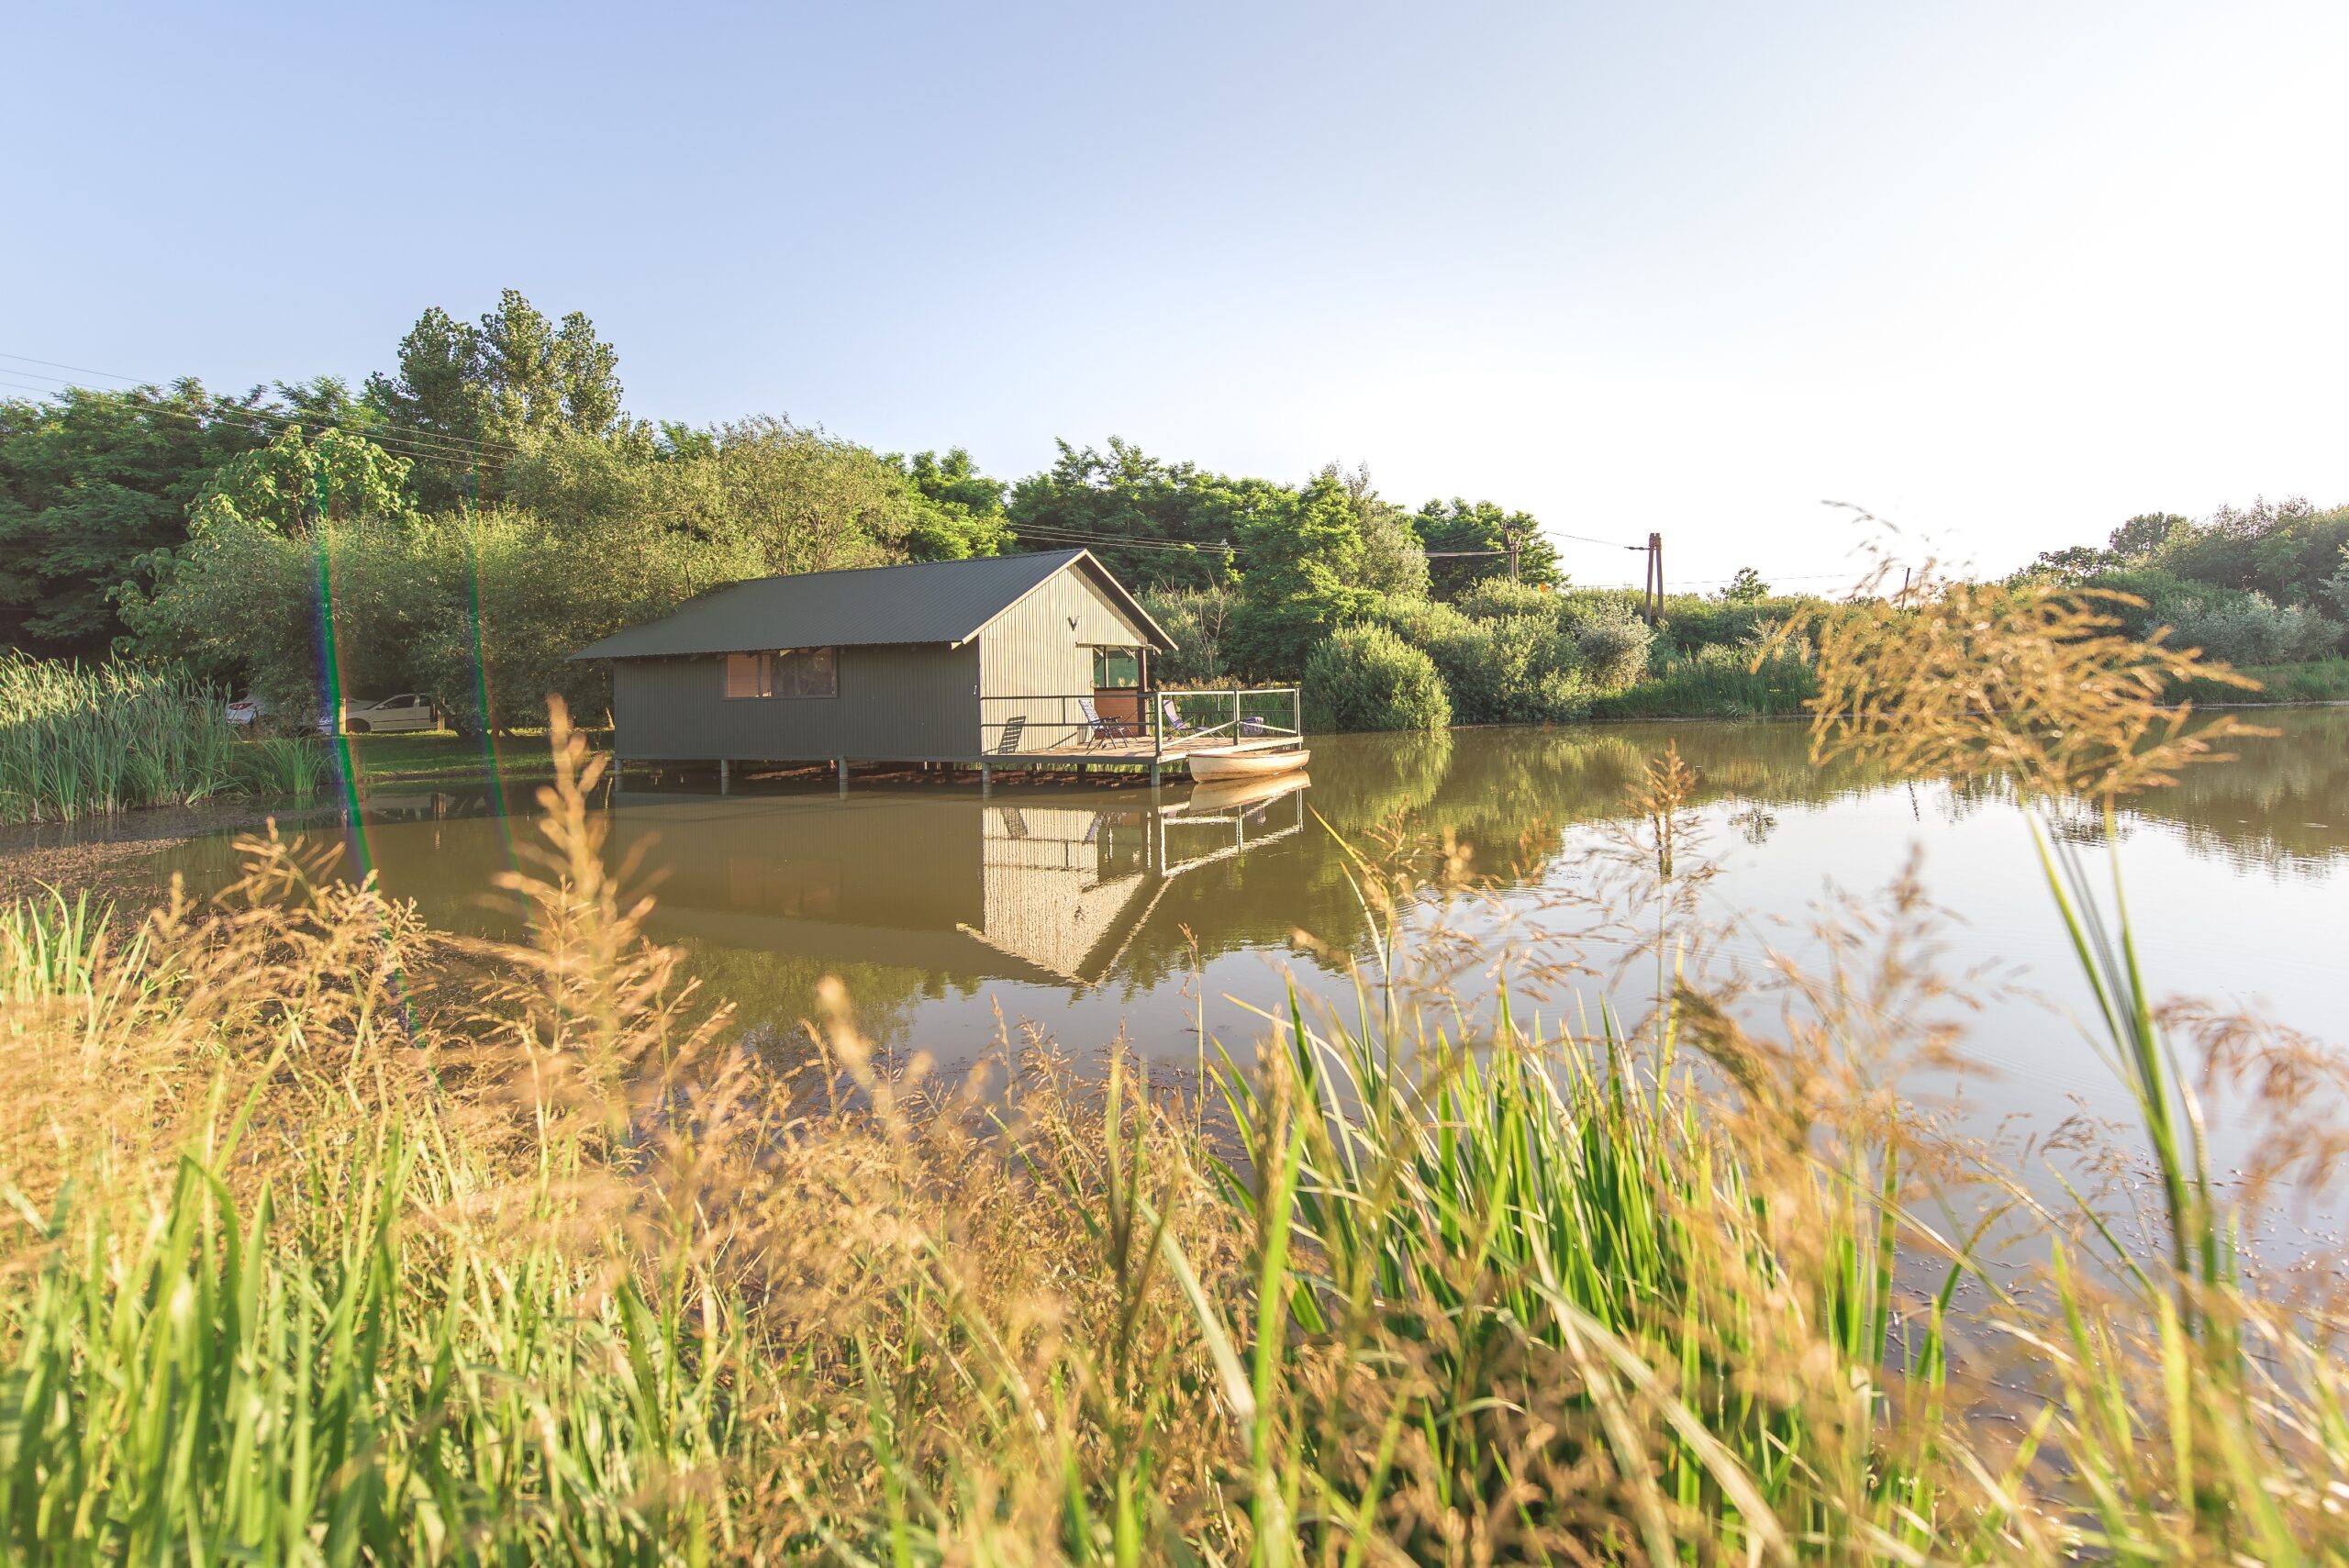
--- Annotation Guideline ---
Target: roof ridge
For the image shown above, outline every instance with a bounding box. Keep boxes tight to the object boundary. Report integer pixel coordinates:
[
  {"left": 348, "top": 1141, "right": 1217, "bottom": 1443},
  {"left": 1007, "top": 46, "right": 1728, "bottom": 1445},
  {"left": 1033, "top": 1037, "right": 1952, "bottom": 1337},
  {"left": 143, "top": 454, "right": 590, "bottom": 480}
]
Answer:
[
  {"left": 729, "top": 547, "right": 1085, "bottom": 586},
  {"left": 568, "top": 547, "right": 1148, "bottom": 662}
]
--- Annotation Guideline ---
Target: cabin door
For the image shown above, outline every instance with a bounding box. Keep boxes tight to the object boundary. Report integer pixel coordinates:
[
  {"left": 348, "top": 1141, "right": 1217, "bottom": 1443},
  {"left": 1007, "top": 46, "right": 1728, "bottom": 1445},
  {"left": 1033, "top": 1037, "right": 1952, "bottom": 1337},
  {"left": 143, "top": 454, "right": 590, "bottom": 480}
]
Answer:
[{"left": 1091, "top": 646, "right": 1143, "bottom": 726}]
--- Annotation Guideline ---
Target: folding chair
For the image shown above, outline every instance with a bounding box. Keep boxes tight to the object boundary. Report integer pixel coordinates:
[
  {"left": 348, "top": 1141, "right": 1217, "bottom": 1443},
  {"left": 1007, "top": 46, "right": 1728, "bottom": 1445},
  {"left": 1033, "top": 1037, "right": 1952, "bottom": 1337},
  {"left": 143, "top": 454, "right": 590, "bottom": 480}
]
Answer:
[{"left": 1077, "top": 698, "right": 1135, "bottom": 747}]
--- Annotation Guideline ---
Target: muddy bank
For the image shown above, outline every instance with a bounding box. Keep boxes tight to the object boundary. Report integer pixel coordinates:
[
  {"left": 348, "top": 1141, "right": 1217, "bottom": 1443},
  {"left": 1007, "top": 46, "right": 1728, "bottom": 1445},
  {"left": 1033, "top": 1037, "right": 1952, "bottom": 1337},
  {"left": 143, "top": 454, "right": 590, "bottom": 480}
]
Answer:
[{"left": 0, "top": 799, "right": 342, "bottom": 904}]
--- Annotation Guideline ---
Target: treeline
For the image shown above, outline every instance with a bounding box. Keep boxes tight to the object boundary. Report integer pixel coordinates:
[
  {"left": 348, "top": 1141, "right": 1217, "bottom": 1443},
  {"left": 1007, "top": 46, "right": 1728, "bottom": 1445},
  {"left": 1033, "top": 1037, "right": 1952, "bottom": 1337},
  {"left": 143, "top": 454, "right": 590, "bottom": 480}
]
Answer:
[
  {"left": 2029, "top": 500, "right": 2349, "bottom": 664},
  {"left": 0, "top": 290, "right": 1636, "bottom": 731}
]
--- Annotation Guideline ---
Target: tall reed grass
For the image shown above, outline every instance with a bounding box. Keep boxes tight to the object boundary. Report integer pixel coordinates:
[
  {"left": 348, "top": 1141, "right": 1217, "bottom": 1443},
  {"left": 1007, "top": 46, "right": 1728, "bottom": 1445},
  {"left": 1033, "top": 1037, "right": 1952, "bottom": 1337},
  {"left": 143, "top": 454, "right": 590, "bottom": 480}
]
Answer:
[
  {"left": 0, "top": 653, "right": 327, "bottom": 822},
  {"left": 4, "top": 586, "right": 2347, "bottom": 1563},
  {"left": 1589, "top": 643, "right": 1817, "bottom": 720}
]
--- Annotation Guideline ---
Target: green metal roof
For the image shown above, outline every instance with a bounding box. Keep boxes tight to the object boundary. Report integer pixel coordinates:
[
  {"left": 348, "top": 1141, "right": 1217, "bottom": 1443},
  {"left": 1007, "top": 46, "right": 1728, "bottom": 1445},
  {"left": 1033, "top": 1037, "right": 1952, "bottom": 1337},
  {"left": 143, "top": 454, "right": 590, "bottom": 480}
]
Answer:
[{"left": 570, "top": 549, "right": 1174, "bottom": 661}]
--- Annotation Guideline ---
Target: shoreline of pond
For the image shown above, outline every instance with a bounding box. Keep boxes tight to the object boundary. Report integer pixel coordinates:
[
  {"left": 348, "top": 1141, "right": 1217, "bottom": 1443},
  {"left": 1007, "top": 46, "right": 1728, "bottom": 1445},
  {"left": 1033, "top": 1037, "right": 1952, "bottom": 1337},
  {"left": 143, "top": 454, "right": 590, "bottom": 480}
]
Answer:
[{"left": 6, "top": 695, "right": 2345, "bottom": 906}]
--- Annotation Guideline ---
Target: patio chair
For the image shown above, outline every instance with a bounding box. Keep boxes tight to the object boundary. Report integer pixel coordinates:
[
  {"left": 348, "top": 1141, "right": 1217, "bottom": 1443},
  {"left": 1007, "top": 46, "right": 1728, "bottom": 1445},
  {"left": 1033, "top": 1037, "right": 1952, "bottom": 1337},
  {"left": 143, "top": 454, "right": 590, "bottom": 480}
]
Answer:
[
  {"left": 1159, "top": 695, "right": 1198, "bottom": 740},
  {"left": 1076, "top": 697, "right": 1137, "bottom": 747},
  {"left": 994, "top": 715, "right": 1027, "bottom": 754}
]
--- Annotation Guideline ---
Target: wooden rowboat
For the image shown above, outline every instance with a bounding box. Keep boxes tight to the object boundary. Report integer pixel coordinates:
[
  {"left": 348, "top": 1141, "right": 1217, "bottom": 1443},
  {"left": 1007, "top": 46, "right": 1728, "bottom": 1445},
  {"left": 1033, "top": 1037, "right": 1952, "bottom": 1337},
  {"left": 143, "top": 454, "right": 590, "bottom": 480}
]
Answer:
[{"left": 1185, "top": 745, "right": 1310, "bottom": 784}]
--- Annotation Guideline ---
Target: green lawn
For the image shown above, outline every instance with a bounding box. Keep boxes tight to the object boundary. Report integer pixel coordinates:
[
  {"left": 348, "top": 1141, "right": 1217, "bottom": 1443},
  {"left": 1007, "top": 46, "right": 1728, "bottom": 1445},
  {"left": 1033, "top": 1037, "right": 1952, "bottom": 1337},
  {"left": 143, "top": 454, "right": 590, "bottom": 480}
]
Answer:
[
  {"left": 336, "top": 728, "right": 601, "bottom": 784},
  {"left": 2176, "top": 658, "right": 2349, "bottom": 705}
]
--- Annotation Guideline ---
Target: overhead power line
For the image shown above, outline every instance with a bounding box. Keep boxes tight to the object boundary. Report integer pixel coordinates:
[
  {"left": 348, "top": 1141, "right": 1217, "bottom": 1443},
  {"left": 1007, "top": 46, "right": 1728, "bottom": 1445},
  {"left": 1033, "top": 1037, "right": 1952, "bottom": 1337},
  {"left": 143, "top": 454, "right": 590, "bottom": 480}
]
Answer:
[
  {"left": 0, "top": 352, "right": 529, "bottom": 470},
  {"left": 0, "top": 367, "right": 518, "bottom": 474},
  {"left": 1012, "top": 525, "right": 1236, "bottom": 555}
]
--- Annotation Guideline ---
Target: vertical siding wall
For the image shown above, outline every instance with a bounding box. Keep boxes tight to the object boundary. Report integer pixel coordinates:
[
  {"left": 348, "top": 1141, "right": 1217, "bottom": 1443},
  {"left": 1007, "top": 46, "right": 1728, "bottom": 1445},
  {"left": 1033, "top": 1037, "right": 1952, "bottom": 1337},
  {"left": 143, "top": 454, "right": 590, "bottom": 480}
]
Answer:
[
  {"left": 977, "top": 568, "right": 1155, "bottom": 751},
  {"left": 612, "top": 642, "right": 980, "bottom": 761}
]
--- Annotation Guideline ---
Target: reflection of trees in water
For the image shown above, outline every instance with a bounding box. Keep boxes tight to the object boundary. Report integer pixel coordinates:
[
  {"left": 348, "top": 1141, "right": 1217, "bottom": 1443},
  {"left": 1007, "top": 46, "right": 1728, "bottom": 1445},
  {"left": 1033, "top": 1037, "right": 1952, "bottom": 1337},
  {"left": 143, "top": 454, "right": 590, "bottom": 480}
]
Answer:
[
  {"left": 2121, "top": 711, "right": 2349, "bottom": 876},
  {"left": 1921, "top": 712, "right": 2347, "bottom": 876},
  {"left": 672, "top": 940, "right": 948, "bottom": 1062},
  {"left": 1297, "top": 730, "right": 1454, "bottom": 828},
  {"left": 1112, "top": 724, "right": 1894, "bottom": 988},
  {"left": 1119, "top": 711, "right": 2348, "bottom": 992},
  {"left": 1334, "top": 722, "right": 1887, "bottom": 894}
]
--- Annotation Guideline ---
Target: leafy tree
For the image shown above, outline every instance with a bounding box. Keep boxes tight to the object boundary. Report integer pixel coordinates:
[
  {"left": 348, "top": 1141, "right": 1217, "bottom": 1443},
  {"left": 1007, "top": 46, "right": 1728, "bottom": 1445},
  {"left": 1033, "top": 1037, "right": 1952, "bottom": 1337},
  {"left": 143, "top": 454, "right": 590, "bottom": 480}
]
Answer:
[
  {"left": 1719, "top": 567, "right": 1770, "bottom": 605},
  {"left": 2109, "top": 512, "right": 2189, "bottom": 559},
  {"left": 698, "top": 418, "right": 930, "bottom": 577},
  {"left": 0, "top": 381, "right": 294, "bottom": 654},
  {"left": 186, "top": 426, "right": 413, "bottom": 537},
  {"left": 2029, "top": 544, "right": 2111, "bottom": 582},
  {"left": 1330, "top": 463, "right": 1431, "bottom": 599},
  {"left": 1413, "top": 498, "right": 1562, "bottom": 597},
  {"left": 1006, "top": 439, "right": 1258, "bottom": 590},
  {"left": 894, "top": 448, "right": 1013, "bottom": 561},
  {"left": 128, "top": 499, "right": 733, "bottom": 732},
  {"left": 2034, "top": 501, "right": 2349, "bottom": 619},
  {"left": 899, "top": 448, "right": 1006, "bottom": 517},
  {"left": 502, "top": 427, "right": 667, "bottom": 536},
  {"left": 1225, "top": 471, "right": 1378, "bottom": 676},
  {"left": 2160, "top": 497, "right": 2349, "bottom": 607},
  {"left": 503, "top": 419, "right": 931, "bottom": 584},
  {"left": 364, "top": 290, "right": 625, "bottom": 508},
  {"left": 1140, "top": 584, "right": 1239, "bottom": 684}
]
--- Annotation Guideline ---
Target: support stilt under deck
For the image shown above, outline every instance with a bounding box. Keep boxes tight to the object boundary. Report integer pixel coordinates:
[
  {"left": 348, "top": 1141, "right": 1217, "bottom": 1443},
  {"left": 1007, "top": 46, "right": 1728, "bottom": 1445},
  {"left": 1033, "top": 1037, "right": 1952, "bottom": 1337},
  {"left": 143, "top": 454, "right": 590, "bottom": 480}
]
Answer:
[{"left": 718, "top": 759, "right": 729, "bottom": 795}]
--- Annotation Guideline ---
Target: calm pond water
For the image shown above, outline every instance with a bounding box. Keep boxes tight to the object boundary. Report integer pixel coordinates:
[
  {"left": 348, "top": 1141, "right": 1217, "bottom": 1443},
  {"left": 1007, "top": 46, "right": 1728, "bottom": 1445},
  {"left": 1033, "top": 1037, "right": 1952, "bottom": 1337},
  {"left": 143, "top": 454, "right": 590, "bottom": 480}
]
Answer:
[{"left": 151, "top": 710, "right": 2349, "bottom": 1206}]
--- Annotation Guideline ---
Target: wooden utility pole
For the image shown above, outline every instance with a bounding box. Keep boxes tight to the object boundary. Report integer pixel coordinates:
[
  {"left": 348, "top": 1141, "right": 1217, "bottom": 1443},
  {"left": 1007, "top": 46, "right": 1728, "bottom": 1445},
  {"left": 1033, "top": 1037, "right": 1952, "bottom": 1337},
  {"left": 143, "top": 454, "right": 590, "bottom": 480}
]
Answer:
[{"left": 1640, "top": 532, "right": 1664, "bottom": 623}]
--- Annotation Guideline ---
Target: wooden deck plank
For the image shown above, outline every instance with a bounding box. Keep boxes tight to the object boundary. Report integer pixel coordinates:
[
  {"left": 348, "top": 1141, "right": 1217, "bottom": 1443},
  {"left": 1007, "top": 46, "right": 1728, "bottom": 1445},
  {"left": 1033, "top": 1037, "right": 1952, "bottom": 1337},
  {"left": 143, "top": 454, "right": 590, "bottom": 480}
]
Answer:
[{"left": 984, "top": 734, "right": 1302, "bottom": 767}]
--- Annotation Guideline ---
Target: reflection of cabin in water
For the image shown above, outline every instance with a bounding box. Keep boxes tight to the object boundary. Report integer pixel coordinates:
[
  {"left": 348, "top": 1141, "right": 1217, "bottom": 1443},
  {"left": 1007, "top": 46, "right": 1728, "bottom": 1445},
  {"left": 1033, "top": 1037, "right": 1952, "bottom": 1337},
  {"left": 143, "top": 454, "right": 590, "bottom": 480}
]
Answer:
[
  {"left": 571, "top": 550, "right": 1178, "bottom": 777},
  {"left": 605, "top": 785, "right": 1304, "bottom": 987}
]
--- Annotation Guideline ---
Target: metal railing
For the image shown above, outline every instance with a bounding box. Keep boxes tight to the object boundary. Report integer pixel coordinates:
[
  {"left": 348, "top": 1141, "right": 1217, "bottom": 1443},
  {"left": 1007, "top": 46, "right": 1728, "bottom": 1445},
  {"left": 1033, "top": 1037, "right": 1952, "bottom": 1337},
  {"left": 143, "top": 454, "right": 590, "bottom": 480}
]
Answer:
[
  {"left": 1149, "top": 687, "right": 1301, "bottom": 753},
  {"left": 978, "top": 686, "right": 1301, "bottom": 758}
]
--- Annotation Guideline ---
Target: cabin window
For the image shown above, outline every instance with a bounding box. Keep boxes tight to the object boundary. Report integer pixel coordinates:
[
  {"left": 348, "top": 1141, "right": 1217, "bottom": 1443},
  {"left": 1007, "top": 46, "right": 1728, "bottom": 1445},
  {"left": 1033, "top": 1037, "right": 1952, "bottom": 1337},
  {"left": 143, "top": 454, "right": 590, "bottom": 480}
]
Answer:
[
  {"left": 1091, "top": 648, "right": 1141, "bottom": 690},
  {"left": 723, "top": 647, "right": 838, "bottom": 699}
]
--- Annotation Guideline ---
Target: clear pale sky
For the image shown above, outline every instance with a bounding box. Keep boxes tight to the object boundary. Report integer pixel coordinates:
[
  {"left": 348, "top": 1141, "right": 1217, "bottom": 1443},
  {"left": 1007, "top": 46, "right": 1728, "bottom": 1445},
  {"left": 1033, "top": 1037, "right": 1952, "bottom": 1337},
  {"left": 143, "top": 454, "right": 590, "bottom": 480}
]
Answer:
[{"left": 7, "top": 2, "right": 2345, "bottom": 588}]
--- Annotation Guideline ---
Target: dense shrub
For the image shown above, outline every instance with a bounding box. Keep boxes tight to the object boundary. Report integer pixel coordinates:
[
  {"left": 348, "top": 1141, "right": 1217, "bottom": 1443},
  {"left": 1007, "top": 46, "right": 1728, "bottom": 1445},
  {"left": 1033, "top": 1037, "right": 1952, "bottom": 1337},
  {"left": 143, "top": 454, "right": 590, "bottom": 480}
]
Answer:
[
  {"left": 2160, "top": 588, "right": 2342, "bottom": 664},
  {"left": 1366, "top": 594, "right": 1473, "bottom": 650},
  {"left": 1559, "top": 595, "right": 1654, "bottom": 686},
  {"left": 1426, "top": 614, "right": 1592, "bottom": 725},
  {"left": 1357, "top": 590, "right": 1633, "bottom": 722},
  {"left": 1451, "top": 577, "right": 1557, "bottom": 621},
  {"left": 1648, "top": 593, "right": 1821, "bottom": 658},
  {"left": 1301, "top": 623, "right": 1451, "bottom": 732},
  {"left": 1442, "top": 582, "right": 1655, "bottom": 692},
  {"left": 2086, "top": 569, "right": 2346, "bottom": 663}
]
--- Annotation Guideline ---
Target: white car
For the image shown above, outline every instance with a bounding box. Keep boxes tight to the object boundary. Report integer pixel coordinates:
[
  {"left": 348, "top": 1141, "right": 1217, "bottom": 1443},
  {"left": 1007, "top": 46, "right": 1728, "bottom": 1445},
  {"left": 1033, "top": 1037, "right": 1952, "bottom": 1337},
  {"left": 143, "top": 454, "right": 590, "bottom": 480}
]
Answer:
[{"left": 323, "top": 693, "right": 443, "bottom": 735}]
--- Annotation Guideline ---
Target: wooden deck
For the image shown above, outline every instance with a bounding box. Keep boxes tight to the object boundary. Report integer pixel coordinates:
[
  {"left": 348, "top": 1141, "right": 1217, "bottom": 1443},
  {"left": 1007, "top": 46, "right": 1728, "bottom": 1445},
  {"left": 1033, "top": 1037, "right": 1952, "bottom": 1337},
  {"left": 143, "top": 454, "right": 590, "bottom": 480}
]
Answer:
[{"left": 984, "top": 733, "right": 1303, "bottom": 773}]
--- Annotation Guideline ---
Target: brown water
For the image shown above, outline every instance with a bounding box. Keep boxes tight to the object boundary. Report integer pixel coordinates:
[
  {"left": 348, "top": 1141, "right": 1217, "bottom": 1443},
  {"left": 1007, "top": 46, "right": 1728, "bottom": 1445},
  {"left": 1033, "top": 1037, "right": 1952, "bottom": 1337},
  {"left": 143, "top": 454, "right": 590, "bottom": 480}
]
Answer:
[{"left": 150, "top": 711, "right": 2349, "bottom": 1196}]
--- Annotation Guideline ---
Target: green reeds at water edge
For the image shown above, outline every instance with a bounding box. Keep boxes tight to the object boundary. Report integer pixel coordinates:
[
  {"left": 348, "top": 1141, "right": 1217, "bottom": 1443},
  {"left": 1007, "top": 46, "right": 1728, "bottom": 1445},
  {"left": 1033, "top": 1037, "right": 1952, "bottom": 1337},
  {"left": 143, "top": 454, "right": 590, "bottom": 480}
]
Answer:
[
  {"left": 0, "top": 654, "right": 328, "bottom": 822},
  {"left": 228, "top": 733, "right": 330, "bottom": 803},
  {"left": 1588, "top": 644, "right": 1818, "bottom": 721}
]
